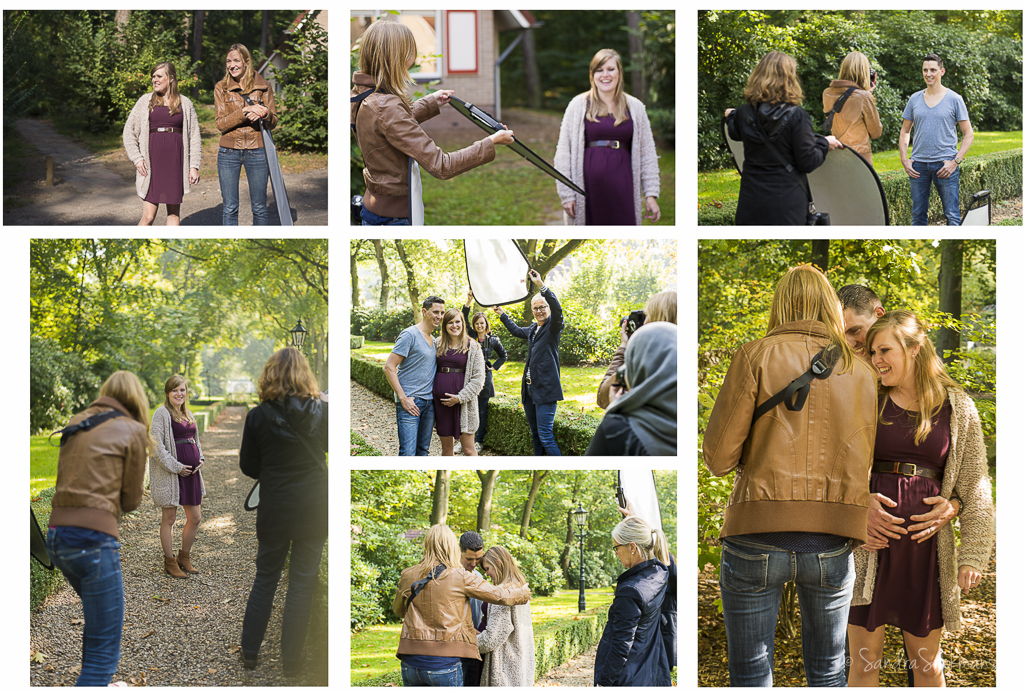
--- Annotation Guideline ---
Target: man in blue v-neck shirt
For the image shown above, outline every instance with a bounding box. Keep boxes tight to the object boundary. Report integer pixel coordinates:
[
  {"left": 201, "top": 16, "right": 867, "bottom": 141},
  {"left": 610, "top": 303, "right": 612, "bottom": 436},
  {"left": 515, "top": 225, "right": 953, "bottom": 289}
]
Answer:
[
  {"left": 385, "top": 296, "right": 445, "bottom": 455},
  {"left": 899, "top": 53, "right": 975, "bottom": 225}
]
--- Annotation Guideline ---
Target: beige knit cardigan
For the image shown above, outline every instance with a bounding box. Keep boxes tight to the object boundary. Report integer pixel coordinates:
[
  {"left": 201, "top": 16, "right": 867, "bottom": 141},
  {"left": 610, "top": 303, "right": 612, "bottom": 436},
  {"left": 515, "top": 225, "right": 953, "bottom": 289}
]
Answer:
[
  {"left": 433, "top": 337, "right": 485, "bottom": 434},
  {"left": 149, "top": 405, "right": 206, "bottom": 508},
  {"left": 852, "top": 389, "right": 995, "bottom": 633},
  {"left": 477, "top": 601, "right": 535, "bottom": 686},
  {"left": 122, "top": 93, "right": 202, "bottom": 200},
  {"left": 554, "top": 92, "right": 660, "bottom": 226}
]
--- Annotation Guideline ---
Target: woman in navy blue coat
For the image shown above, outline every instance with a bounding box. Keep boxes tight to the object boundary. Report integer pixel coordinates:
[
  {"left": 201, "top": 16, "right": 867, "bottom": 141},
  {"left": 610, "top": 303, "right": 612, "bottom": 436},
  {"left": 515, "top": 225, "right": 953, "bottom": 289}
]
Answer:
[
  {"left": 595, "top": 515, "right": 672, "bottom": 686},
  {"left": 493, "top": 269, "right": 564, "bottom": 455}
]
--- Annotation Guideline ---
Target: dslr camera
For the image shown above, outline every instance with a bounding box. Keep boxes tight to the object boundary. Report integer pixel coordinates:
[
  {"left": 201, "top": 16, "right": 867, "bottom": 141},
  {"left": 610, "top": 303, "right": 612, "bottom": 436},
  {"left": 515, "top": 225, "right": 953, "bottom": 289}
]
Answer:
[{"left": 623, "top": 310, "right": 646, "bottom": 337}]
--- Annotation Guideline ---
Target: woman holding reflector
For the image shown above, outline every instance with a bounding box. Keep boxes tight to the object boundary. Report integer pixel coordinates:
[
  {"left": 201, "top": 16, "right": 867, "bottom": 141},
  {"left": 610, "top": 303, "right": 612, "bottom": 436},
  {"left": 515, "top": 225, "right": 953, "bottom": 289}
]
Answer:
[{"left": 554, "top": 48, "right": 661, "bottom": 225}]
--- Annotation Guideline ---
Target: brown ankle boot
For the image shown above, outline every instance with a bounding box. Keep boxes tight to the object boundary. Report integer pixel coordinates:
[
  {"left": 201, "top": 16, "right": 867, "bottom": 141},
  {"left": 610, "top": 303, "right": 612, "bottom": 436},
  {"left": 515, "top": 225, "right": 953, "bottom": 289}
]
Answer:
[
  {"left": 176, "top": 549, "right": 199, "bottom": 574},
  {"left": 164, "top": 555, "right": 187, "bottom": 579}
]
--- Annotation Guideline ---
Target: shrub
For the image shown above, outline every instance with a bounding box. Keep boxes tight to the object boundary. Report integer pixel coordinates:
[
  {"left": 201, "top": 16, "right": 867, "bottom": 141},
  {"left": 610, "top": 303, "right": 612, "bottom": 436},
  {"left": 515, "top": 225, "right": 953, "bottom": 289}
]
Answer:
[
  {"left": 30, "top": 486, "right": 65, "bottom": 611},
  {"left": 30, "top": 337, "right": 100, "bottom": 434},
  {"left": 533, "top": 604, "right": 611, "bottom": 681},
  {"left": 272, "top": 14, "right": 328, "bottom": 153},
  {"left": 351, "top": 307, "right": 417, "bottom": 342},
  {"left": 351, "top": 515, "right": 426, "bottom": 623},
  {"left": 479, "top": 526, "right": 564, "bottom": 597},
  {"left": 350, "top": 430, "right": 383, "bottom": 456},
  {"left": 351, "top": 335, "right": 365, "bottom": 349},
  {"left": 566, "top": 548, "right": 619, "bottom": 590},
  {"left": 351, "top": 552, "right": 383, "bottom": 630},
  {"left": 351, "top": 354, "right": 394, "bottom": 400}
]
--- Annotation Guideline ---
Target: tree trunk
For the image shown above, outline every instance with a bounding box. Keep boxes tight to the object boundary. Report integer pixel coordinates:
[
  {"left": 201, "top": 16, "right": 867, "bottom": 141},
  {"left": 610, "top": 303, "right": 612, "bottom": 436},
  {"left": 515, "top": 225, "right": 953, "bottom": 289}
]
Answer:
[
  {"left": 261, "top": 11, "right": 270, "bottom": 55},
  {"left": 114, "top": 10, "right": 131, "bottom": 42},
  {"left": 350, "top": 240, "right": 363, "bottom": 308},
  {"left": 191, "top": 11, "right": 205, "bottom": 101},
  {"left": 937, "top": 240, "right": 964, "bottom": 364},
  {"left": 519, "top": 471, "right": 549, "bottom": 538},
  {"left": 371, "top": 239, "right": 390, "bottom": 309},
  {"left": 394, "top": 240, "right": 420, "bottom": 309},
  {"left": 429, "top": 470, "right": 450, "bottom": 526},
  {"left": 522, "top": 29, "right": 541, "bottom": 109},
  {"left": 516, "top": 239, "right": 587, "bottom": 322},
  {"left": 559, "top": 508, "right": 575, "bottom": 583},
  {"left": 476, "top": 470, "right": 499, "bottom": 532},
  {"left": 243, "top": 11, "right": 251, "bottom": 44},
  {"left": 625, "top": 12, "right": 646, "bottom": 102},
  {"left": 810, "top": 240, "right": 829, "bottom": 273}
]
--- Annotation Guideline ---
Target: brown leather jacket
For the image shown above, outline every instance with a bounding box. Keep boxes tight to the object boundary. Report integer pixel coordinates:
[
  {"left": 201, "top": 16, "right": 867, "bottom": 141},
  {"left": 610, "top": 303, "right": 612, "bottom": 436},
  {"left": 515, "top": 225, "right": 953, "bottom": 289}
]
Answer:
[
  {"left": 822, "top": 80, "right": 882, "bottom": 165},
  {"left": 215, "top": 73, "right": 278, "bottom": 150},
  {"left": 393, "top": 565, "right": 530, "bottom": 659},
  {"left": 351, "top": 71, "right": 495, "bottom": 219},
  {"left": 702, "top": 321, "right": 877, "bottom": 543},
  {"left": 48, "top": 397, "right": 149, "bottom": 540}
]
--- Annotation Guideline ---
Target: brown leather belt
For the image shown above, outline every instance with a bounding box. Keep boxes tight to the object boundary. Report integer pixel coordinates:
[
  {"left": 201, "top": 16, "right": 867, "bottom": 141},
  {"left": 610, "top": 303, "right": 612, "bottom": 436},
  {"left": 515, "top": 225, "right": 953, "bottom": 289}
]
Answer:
[
  {"left": 150, "top": 127, "right": 182, "bottom": 133},
  {"left": 174, "top": 437, "right": 197, "bottom": 445},
  {"left": 586, "top": 140, "right": 627, "bottom": 150},
  {"left": 439, "top": 367, "right": 464, "bottom": 373},
  {"left": 872, "top": 462, "right": 942, "bottom": 481}
]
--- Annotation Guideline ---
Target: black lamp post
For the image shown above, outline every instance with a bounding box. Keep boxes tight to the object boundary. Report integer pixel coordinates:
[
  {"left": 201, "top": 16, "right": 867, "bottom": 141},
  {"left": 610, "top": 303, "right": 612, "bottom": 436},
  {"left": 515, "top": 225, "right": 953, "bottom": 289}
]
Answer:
[
  {"left": 573, "top": 503, "right": 589, "bottom": 612},
  {"left": 290, "top": 318, "right": 308, "bottom": 350}
]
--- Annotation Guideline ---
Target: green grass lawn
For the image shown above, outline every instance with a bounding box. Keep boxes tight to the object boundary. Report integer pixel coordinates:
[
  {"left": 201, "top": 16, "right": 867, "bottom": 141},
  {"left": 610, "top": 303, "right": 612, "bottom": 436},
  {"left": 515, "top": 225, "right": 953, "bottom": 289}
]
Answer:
[
  {"left": 698, "top": 130, "right": 1023, "bottom": 205},
  {"left": 356, "top": 341, "right": 607, "bottom": 417},
  {"left": 351, "top": 586, "right": 615, "bottom": 684},
  {"left": 421, "top": 145, "right": 676, "bottom": 226}
]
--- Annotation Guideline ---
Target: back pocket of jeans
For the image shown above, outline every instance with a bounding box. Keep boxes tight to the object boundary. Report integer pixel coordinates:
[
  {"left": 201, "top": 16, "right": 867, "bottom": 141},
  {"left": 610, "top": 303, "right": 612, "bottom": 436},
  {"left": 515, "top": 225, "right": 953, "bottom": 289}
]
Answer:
[
  {"left": 818, "top": 543, "right": 853, "bottom": 590},
  {"left": 720, "top": 543, "right": 769, "bottom": 593}
]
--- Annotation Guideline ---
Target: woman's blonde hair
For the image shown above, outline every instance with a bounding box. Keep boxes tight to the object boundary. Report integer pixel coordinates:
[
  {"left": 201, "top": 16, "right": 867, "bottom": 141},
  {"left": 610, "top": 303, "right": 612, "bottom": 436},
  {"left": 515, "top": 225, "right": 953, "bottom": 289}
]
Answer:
[
  {"left": 611, "top": 515, "right": 670, "bottom": 565},
  {"left": 163, "top": 375, "right": 194, "bottom": 424},
  {"left": 99, "top": 371, "right": 156, "bottom": 451},
  {"left": 257, "top": 347, "right": 321, "bottom": 401},
  {"left": 358, "top": 19, "right": 417, "bottom": 110},
  {"left": 744, "top": 51, "right": 803, "bottom": 106},
  {"left": 838, "top": 51, "right": 875, "bottom": 101},
  {"left": 482, "top": 545, "right": 528, "bottom": 587},
  {"left": 644, "top": 290, "right": 677, "bottom": 324},
  {"left": 412, "top": 524, "right": 464, "bottom": 580},
  {"left": 222, "top": 43, "right": 256, "bottom": 94},
  {"left": 766, "top": 264, "right": 855, "bottom": 375},
  {"left": 150, "top": 62, "right": 181, "bottom": 116},
  {"left": 866, "top": 310, "right": 962, "bottom": 445},
  {"left": 436, "top": 308, "right": 470, "bottom": 356},
  {"left": 586, "top": 48, "right": 629, "bottom": 126}
]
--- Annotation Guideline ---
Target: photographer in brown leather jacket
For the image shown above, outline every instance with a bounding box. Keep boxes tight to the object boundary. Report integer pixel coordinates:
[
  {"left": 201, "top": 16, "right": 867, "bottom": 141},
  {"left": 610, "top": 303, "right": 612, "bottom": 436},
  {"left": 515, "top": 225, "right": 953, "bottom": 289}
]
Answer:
[
  {"left": 702, "top": 264, "right": 876, "bottom": 686},
  {"left": 392, "top": 525, "right": 530, "bottom": 686}
]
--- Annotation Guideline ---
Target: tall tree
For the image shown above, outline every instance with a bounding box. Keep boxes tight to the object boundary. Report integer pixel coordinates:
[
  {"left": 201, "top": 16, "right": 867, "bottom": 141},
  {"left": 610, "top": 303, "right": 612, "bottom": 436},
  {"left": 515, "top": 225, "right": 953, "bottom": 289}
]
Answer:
[
  {"left": 625, "top": 12, "right": 647, "bottom": 101},
  {"left": 394, "top": 239, "right": 421, "bottom": 310},
  {"left": 351, "top": 240, "right": 364, "bottom": 308},
  {"left": 519, "top": 470, "right": 550, "bottom": 538},
  {"left": 476, "top": 470, "right": 500, "bottom": 531},
  {"left": 514, "top": 239, "right": 589, "bottom": 321},
  {"left": 261, "top": 11, "right": 270, "bottom": 54},
  {"left": 811, "top": 240, "right": 829, "bottom": 272},
  {"left": 429, "top": 470, "right": 450, "bottom": 525},
  {"left": 191, "top": 11, "right": 204, "bottom": 100},
  {"left": 937, "top": 240, "right": 964, "bottom": 364},
  {"left": 522, "top": 29, "right": 541, "bottom": 109},
  {"left": 371, "top": 239, "right": 390, "bottom": 309}
]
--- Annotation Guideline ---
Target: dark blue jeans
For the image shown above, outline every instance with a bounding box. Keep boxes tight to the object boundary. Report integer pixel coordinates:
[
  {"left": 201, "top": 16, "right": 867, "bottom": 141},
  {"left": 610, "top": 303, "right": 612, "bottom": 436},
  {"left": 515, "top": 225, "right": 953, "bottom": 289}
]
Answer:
[
  {"left": 396, "top": 397, "right": 435, "bottom": 456},
  {"left": 909, "top": 160, "right": 960, "bottom": 226},
  {"left": 719, "top": 536, "right": 854, "bottom": 687},
  {"left": 361, "top": 206, "right": 411, "bottom": 225},
  {"left": 522, "top": 387, "right": 560, "bottom": 456},
  {"left": 218, "top": 147, "right": 270, "bottom": 225},
  {"left": 401, "top": 661, "right": 464, "bottom": 686},
  {"left": 475, "top": 395, "right": 490, "bottom": 444},
  {"left": 46, "top": 527, "right": 124, "bottom": 686},
  {"left": 241, "top": 532, "right": 326, "bottom": 666}
]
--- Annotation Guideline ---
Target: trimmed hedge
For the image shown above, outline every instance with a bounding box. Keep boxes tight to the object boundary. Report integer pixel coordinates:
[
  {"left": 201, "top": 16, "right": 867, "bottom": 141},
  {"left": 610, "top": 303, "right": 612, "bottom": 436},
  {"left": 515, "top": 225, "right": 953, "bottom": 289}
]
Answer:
[
  {"left": 353, "top": 603, "right": 612, "bottom": 686},
  {"left": 351, "top": 335, "right": 365, "bottom": 349},
  {"left": 698, "top": 148, "right": 1023, "bottom": 226},
  {"left": 350, "top": 354, "right": 601, "bottom": 455},
  {"left": 30, "top": 486, "right": 64, "bottom": 611}
]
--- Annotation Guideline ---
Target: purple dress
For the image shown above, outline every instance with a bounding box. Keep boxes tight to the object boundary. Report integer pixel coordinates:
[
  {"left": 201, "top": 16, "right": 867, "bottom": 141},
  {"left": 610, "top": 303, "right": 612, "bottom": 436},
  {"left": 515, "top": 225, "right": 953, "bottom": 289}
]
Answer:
[
  {"left": 584, "top": 113, "right": 635, "bottom": 225},
  {"left": 144, "top": 106, "right": 184, "bottom": 205},
  {"left": 172, "top": 419, "right": 202, "bottom": 506},
  {"left": 848, "top": 398, "right": 951, "bottom": 637},
  {"left": 433, "top": 349, "right": 468, "bottom": 438}
]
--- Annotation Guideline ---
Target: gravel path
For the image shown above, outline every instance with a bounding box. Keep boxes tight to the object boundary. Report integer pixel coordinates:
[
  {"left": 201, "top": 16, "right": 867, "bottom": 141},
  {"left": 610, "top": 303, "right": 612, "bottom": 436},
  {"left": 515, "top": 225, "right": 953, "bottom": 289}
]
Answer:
[
  {"left": 534, "top": 643, "right": 598, "bottom": 686},
  {"left": 350, "top": 380, "right": 499, "bottom": 456},
  {"left": 29, "top": 406, "right": 325, "bottom": 686}
]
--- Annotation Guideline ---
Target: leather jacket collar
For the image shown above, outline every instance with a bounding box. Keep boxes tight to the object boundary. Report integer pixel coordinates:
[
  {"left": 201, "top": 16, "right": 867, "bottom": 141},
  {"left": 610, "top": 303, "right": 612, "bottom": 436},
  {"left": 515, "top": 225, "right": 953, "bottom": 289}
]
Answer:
[{"left": 740, "top": 102, "right": 800, "bottom": 144}]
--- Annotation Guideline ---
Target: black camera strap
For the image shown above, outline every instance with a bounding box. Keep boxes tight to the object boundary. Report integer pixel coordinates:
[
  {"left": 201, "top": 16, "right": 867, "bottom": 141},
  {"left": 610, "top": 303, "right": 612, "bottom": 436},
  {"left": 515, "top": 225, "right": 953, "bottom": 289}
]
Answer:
[
  {"left": 351, "top": 88, "right": 376, "bottom": 136},
  {"left": 752, "top": 345, "right": 839, "bottom": 425},
  {"left": 406, "top": 564, "right": 445, "bottom": 609},
  {"left": 823, "top": 86, "right": 857, "bottom": 135},
  {"left": 54, "top": 410, "right": 127, "bottom": 447}
]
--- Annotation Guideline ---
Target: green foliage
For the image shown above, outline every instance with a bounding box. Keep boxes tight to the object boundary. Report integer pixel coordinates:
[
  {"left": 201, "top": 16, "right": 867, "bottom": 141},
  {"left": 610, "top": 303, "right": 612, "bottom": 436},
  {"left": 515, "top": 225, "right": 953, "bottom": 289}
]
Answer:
[
  {"left": 350, "top": 514, "right": 429, "bottom": 624},
  {"left": 351, "top": 543, "right": 383, "bottom": 630},
  {"left": 272, "top": 14, "right": 328, "bottom": 153},
  {"left": 30, "top": 486, "right": 66, "bottom": 611},
  {"left": 532, "top": 602, "right": 611, "bottom": 682},
  {"left": 480, "top": 526, "right": 565, "bottom": 596},
  {"left": 629, "top": 11, "right": 676, "bottom": 148},
  {"left": 351, "top": 307, "right": 417, "bottom": 343},
  {"left": 350, "top": 430, "right": 384, "bottom": 457},
  {"left": 566, "top": 547, "right": 618, "bottom": 589},
  {"left": 479, "top": 396, "right": 601, "bottom": 457},
  {"left": 350, "top": 354, "right": 395, "bottom": 401},
  {"left": 30, "top": 337, "right": 101, "bottom": 434}
]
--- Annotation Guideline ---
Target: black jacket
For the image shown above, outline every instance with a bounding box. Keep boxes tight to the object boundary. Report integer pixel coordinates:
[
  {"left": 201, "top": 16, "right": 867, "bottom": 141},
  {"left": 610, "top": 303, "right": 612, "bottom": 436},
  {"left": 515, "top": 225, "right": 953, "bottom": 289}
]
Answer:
[
  {"left": 462, "top": 305, "right": 508, "bottom": 399},
  {"left": 239, "top": 396, "right": 328, "bottom": 540},
  {"left": 726, "top": 102, "right": 829, "bottom": 225},
  {"left": 594, "top": 558, "right": 671, "bottom": 687},
  {"left": 498, "top": 286, "right": 564, "bottom": 404},
  {"left": 662, "top": 554, "right": 677, "bottom": 671}
]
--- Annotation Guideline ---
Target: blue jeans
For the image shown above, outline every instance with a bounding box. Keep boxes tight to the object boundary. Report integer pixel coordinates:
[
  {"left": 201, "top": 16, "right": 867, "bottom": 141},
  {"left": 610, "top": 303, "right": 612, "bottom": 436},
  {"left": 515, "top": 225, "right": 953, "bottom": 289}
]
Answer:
[
  {"left": 218, "top": 147, "right": 270, "bottom": 225},
  {"left": 45, "top": 527, "right": 124, "bottom": 686},
  {"left": 401, "top": 661, "right": 464, "bottom": 686},
  {"left": 396, "top": 397, "right": 435, "bottom": 456},
  {"left": 719, "top": 536, "right": 854, "bottom": 687},
  {"left": 475, "top": 395, "right": 490, "bottom": 444},
  {"left": 361, "top": 206, "right": 411, "bottom": 225},
  {"left": 909, "top": 160, "right": 960, "bottom": 226},
  {"left": 522, "top": 387, "right": 560, "bottom": 456},
  {"left": 241, "top": 533, "right": 326, "bottom": 666}
]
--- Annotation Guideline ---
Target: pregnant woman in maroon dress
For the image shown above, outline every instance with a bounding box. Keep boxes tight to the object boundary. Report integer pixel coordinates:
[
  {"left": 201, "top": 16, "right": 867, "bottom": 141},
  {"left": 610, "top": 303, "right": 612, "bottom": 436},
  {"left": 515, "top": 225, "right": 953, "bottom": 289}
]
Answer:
[
  {"left": 848, "top": 310, "right": 995, "bottom": 686},
  {"left": 123, "top": 62, "right": 201, "bottom": 225},
  {"left": 433, "top": 308, "right": 485, "bottom": 456}
]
